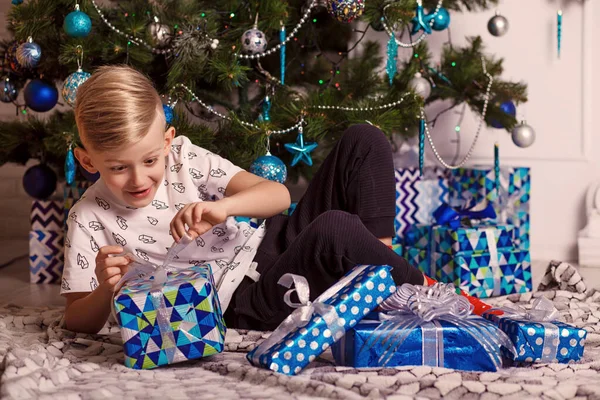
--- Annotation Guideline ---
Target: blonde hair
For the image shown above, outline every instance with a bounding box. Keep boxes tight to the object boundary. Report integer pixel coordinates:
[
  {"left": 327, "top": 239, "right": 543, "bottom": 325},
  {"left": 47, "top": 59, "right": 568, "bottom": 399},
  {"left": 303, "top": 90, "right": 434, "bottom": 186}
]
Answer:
[{"left": 75, "top": 65, "right": 163, "bottom": 151}]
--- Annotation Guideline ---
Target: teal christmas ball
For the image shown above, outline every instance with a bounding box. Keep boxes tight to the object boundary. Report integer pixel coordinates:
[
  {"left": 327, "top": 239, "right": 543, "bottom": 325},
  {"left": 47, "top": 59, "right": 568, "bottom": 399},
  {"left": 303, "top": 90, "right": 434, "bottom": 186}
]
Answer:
[
  {"left": 431, "top": 7, "right": 450, "bottom": 31},
  {"left": 250, "top": 154, "right": 287, "bottom": 183},
  {"left": 64, "top": 9, "right": 92, "bottom": 37},
  {"left": 24, "top": 79, "right": 59, "bottom": 112},
  {"left": 62, "top": 69, "right": 91, "bottom": 107}
]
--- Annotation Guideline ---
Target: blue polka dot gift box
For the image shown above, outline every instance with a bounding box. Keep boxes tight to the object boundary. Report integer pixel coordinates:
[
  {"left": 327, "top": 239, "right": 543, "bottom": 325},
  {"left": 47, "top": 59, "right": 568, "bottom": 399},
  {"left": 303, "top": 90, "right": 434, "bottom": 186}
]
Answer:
[
  {"left": 247, "top": 264, "right": 397, "bottom": 376},
  {"left": 113, "top": 264, "right": 226, "bottom": 370},
  {"left": 483, "top": 297, "right": 587, "bottom": 363},
  {"left": 332, "top": 283, "right": 514, "bottom": 371}
]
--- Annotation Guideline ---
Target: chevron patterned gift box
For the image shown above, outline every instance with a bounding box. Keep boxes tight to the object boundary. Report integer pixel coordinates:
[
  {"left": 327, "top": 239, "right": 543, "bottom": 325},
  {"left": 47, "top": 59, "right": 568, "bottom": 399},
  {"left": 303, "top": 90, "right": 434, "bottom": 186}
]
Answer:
[
  {"left": 30, "top": 199, "right": 64, "bottom": 231},
  {"left": 394, "top": 167, "right": 449, "bottom": 242},
  {"left": 28, "top": 230, "right": 64, "bottom": 284},
  {"left": 114, "top": 265, "right": 226, "bottom": 370},
  {"left": 448, "top": 167, "right": 530, "bottom": 250}
]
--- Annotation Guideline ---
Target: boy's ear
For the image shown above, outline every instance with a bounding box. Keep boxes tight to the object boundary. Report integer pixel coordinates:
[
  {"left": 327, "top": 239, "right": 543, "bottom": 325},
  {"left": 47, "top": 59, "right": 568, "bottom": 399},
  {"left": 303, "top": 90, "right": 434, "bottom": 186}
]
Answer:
[
  {"left": 74, "top": 147, "right": 98, "bottom": 174},
  {"left": 163, "top": 127, "right": 176, "bottom": 156}
]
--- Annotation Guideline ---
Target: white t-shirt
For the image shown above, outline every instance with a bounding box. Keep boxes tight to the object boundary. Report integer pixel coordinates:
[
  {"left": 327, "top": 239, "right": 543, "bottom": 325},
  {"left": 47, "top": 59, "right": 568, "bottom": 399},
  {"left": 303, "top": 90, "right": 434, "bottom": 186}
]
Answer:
[{"left": 60, "top": 135, "right": 265, "bottom": 313}]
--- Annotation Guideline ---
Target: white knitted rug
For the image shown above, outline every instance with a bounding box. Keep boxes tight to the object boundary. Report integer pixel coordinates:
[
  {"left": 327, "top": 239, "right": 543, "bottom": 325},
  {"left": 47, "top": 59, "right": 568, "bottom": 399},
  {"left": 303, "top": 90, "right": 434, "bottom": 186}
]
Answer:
[{"left": 1, "top": 262, "right": 599, "bottom": 399}]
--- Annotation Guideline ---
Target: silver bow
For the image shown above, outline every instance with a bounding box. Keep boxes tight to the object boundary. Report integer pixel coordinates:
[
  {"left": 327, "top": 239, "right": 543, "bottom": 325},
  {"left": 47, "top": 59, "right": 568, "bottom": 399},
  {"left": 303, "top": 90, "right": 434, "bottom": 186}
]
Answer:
[
  {"left": 250, "top": 265, "right": 376, "bottom": 367},
  {"left": 486, "top": 297, "right": 561, "bottom": 362},
  {"left": 363, "top": 283, "right": 514, "bottom": 369}
]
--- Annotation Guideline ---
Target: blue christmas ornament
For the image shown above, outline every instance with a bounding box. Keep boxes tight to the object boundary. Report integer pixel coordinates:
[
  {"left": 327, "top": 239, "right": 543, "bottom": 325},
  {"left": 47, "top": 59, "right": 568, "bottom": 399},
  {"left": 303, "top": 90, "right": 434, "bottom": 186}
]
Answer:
[
  {"left": 258, "top": 96, "right": 271, "bottom": 122},
  {"left": 284, "top": 127, "right": 318, "bottom": 167},
  {"left": 24, "top": 79, "right": 58, "bottom": 112},
  {"left": 411, "top": 1, "right": 434, "bottom": 35},
  {"left": 62, "top": 68, "right": 91, "bottom": 107},
  {"left": 280, "top": 24, "right": 286, "bottom": 85},
  {"left": 386, "top": 34, "right": 398, "bottom": 86},
  {"left": 64, "top": 5, "right": 92, "bottom": 38},
  {"left": 163, "top": 104, "right": 174, "bottom": 125},
  {"left": 419, "top": 115, "right": 425, "bottom": 176},
  {"left": 431, "top": 7, "right": 450, "bottom": 31},
  {"left": 490, "top": 100, "right": 516, "bottom": 129},
  {"left": 23, "top": 164, "right": 57, "bottom": 200},
  {"left": 12, "top": 0, "right": 23, "bottom": 5},
  {"left": 16, "top": 38, "right": 42, "bottom": 69},
  {"left": 65, "top": 144, "right": 76, "bottom": 186},
  {"left": 250, "top": 152, "right": 287, "bottom": 183}
]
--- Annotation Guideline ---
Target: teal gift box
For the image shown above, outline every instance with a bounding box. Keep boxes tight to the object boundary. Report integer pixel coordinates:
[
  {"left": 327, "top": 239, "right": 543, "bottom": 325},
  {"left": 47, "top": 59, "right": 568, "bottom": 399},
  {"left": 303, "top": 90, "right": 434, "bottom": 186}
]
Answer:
[
  {"left": 484, "top": 298, "right": 586, "bottom": 363},
  {"left": 404, "top": 247, "right": 532, "bottom": 298},
  {"left": 404, "top": 222, "right": 516, "bottom": 255},
  {"left": 448, "top": 167, "right": 530, "bottom": 250},
  {"left": 113, "top": 265, "right": 226, "bottom": 370}
]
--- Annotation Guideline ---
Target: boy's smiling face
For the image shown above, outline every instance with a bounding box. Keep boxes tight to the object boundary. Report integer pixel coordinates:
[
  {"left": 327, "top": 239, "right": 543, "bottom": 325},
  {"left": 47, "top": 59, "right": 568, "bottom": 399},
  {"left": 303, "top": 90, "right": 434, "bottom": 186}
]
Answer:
[{"left": 75, "top": 108, "right": 175, "bottom": 208}]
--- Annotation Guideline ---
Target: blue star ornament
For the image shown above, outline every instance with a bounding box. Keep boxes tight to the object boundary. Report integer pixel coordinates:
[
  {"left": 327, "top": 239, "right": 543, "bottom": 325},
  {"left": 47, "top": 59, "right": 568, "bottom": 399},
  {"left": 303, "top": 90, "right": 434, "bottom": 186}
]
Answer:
[
  {"left": 284, "top": 130, "right": 318, "bottom": 167},
  {"left": 411, "top": 3, "right": 435, "bottom": 35}
]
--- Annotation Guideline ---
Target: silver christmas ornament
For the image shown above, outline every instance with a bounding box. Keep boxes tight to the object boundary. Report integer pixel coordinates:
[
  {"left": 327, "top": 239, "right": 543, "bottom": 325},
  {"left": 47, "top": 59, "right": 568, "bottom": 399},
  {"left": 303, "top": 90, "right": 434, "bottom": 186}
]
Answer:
[
  {"left": 148, "top": 16, "right": 172, "bottom": 48},
  {"left": 408, "top": 72, "right": 431, "bottom": 99},
  {"left": 16, "top": 37, "right": 42, "bottom": 69},
  {"left": 242, "top": 14, "right": 268, "bottom": 55},
  {"left": 488, "top": 12, "right": 509, "bottom": 37},
  {"left": 511, "top": 121, "right": 535, "bottom": 148}
]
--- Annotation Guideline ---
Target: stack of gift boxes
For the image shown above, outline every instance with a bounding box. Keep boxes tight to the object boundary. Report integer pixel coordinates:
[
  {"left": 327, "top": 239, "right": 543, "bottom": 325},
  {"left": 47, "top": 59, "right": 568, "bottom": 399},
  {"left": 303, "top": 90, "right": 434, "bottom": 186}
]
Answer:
[
  {"left": 28, "top": 181, "right": 91, "bottom": 284},
  {"left": 397, "top": 166, "right": 532, "bottom": 298}
]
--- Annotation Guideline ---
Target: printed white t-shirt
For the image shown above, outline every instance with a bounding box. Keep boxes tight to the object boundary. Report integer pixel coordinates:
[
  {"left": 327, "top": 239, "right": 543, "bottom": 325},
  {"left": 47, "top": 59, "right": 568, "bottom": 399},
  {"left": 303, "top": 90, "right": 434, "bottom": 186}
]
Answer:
[{"left": 60, "top": 135, "right": 265, "bottom": 314}]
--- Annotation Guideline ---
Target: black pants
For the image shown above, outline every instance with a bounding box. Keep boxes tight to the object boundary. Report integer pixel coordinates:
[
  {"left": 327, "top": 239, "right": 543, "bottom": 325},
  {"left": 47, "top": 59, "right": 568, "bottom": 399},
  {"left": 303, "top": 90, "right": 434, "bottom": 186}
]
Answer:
[{"left": 225, "top": 124, "right": 424, "bottom": 331}]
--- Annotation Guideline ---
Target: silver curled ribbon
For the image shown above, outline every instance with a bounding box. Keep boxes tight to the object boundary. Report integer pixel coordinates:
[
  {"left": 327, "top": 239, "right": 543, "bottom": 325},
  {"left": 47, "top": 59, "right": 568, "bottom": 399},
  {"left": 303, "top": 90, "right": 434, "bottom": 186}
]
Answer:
[
  {"left": 250, "top": 264, "right": 376, "bottom": 367},
  {"left": 112, "top": 235, "right": 209, "bottom": 365},
  {"left": 363, "top": 283, "right": 514, "bottom": 369},
  {"left": 486, "top": 297, "right": 561, "bottom": 362}
]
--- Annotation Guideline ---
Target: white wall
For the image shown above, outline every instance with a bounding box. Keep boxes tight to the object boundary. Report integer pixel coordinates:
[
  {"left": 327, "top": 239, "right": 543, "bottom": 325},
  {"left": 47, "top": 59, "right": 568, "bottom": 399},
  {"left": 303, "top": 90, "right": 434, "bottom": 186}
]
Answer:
[{"left": 0, "top": 0, "right": 597, "bottom": 261}]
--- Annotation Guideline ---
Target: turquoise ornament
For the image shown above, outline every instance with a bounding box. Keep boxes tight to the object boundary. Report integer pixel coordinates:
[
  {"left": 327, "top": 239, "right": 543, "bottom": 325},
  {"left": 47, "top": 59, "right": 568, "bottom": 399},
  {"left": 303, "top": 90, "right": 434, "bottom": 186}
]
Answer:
[
  {"left": 431, "top": 7, "right": 450, "bottom": 31},
  {"left": 250, "top": 152, "right": 287, "bottom": 183},
  {"left": 62, "top": 68, "right": 91, "bottom": 107},
  {"left": 284, "top": 126, "right": 318, "bottom": 167},
  {"left": 64, "top": 4, "right": 92, "bottom": 38},
  {"left": 411, "top": 2, "right": 434, "bottom": 35},
  {"left": 65, "top": 144, "right": 76, "bottom": 186},
  {"left": 163, "top": 104, "right": 174, "bottom": 125},
  {"left": 386, "top": 34, "right": 398, "bottom": 86}
]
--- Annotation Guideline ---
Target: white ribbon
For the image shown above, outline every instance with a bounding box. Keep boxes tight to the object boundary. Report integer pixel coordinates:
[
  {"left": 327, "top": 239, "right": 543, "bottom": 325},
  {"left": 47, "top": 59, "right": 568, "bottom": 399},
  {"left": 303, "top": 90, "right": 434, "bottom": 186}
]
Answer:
[
  {"left": 484, "top": 228, "right": 502, "bottom": 297},
  {"left": 250, "top": 264, "right": 377, "bottom": 366}
]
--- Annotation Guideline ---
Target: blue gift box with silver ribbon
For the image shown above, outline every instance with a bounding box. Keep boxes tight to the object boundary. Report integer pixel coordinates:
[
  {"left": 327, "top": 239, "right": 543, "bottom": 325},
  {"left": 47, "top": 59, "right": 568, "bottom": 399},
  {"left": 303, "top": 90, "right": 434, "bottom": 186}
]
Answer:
[
  {"left": 247, "top": 264, "right": 397, "bottom": 376},
  {"left": 484, "top": 297, "right": 587, "bottom": 363},
  {"left": 332, "top": 283, "right": 514, "bottom": 371}
]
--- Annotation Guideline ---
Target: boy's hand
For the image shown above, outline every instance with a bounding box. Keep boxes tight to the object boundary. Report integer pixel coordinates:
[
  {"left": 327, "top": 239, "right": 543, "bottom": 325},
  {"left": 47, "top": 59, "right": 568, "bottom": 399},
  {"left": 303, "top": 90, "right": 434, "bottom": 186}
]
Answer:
[
  {"left": 95, "top": 246, "right": 131, "bottom": 293},
  {"left": 170, "top": 201, "right": 229, "bottom": 242}
]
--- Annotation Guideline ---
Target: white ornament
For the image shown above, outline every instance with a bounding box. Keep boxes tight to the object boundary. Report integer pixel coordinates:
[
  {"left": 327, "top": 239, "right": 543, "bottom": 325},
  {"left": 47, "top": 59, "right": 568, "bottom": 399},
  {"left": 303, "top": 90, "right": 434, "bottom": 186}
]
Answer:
[{"left": 408, "top": 72, "right": 431, "bottom": 99}]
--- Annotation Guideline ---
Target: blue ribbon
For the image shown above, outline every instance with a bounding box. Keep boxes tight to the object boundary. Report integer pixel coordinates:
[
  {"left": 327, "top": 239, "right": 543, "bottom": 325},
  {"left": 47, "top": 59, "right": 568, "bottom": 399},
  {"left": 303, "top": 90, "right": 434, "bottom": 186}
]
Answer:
[{"left": 433, "top": 199, "right": 497, "bottom": 229}]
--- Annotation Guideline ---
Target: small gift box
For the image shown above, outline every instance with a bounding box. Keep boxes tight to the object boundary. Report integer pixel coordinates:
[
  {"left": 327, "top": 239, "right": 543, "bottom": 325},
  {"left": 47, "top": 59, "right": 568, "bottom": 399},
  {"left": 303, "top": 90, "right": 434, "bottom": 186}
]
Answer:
[
  {"left": 31, "top": 199, "right": 64, "bottom": 231},
  {"left": 247, "top": 264, "right": 397, "bottom": 376},
  {"left": 484, "top": 297, "right": 587, "bottom": 363},
  {"left": 113, "top": 262, "right": 226, "bottom": 370},
  {"left": 29, "top": 230, "right": 64, "bottom": 284},
  {"left": 394, "top": 167, "right": 449, "bottom": 241},
  {"left": 332, "top": 283, "right": 513, "bottom": 371}
]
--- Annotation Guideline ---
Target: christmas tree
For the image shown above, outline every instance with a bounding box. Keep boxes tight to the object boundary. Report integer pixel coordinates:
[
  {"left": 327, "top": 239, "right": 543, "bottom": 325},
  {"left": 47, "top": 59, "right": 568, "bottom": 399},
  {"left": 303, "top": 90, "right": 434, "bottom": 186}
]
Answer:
[{"left": 0, "top": 0, "right": 527, "bottom": 198}]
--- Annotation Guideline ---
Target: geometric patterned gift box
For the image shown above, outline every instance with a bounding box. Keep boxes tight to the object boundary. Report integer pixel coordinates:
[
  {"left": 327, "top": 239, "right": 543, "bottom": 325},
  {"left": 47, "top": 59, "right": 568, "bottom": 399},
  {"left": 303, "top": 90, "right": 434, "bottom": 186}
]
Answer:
[
  {"left": 28, "top": 230, "right": 64, "bottom": 284},
  {"left": 247, "top": 265, "right": 397, "bottom": 376},
  {"left": 404, "top": 247, "right": 532, "bottom": 298},
  {"left": 448, "top": 167, "right": 530, "bottom": 250},
  {"left": 394, "top": 167, "right": 449, "bottom": 242},
  {"left": 484, "top": 298, "right": 587, "bottom": 363},
  {"left": 113, "top": 265, "right": 226, "bottom": 370},
  {"left": 30, "top": 199, "right": 64, "bottom": 231},
  {"left": 404, "top": 222, "right": 516, "bottom": 255}
]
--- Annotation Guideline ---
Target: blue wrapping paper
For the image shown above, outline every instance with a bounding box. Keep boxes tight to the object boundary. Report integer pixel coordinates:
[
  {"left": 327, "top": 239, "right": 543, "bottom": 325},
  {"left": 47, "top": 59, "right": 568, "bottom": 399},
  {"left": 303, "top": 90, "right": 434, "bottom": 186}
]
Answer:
[
  {"left": 247, "top": 264, "right": 397, "bottom": 375},
  {"left": 332, "top": 318, "right": 503, "bottom": 371},
  {"left": 332, "top": 283, "right": 513, "bottom": 371},
  {"left": 484, "top": 298, "right": 587, "bottom": 363}
]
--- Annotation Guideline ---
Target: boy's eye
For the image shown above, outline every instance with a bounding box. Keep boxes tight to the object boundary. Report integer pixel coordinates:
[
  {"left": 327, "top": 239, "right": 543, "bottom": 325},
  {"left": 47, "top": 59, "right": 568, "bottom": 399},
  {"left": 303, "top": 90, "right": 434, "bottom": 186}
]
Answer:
[
  {"left": 145, "top": 158, "right": 158, "bottom": 165},
  {"left": 110, "top": 166, "right": 126, "bottom": 172}
]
